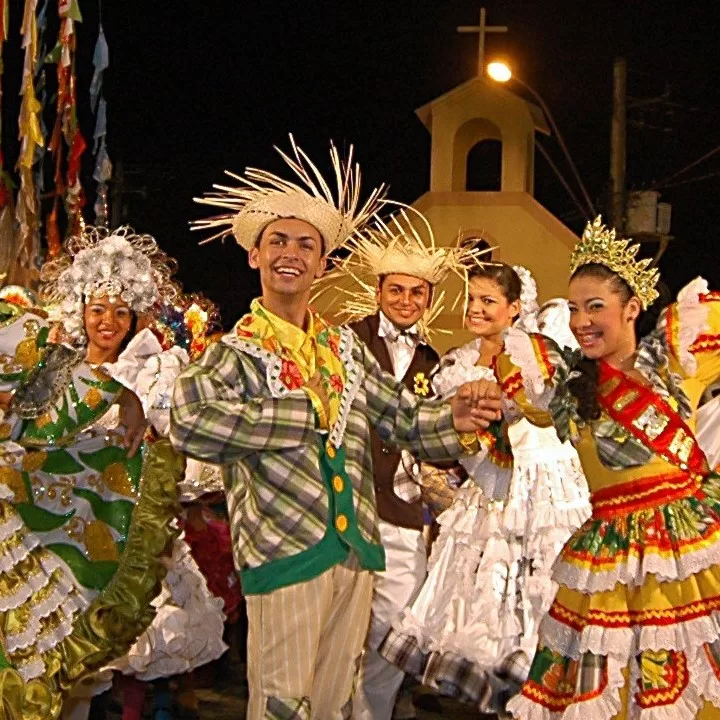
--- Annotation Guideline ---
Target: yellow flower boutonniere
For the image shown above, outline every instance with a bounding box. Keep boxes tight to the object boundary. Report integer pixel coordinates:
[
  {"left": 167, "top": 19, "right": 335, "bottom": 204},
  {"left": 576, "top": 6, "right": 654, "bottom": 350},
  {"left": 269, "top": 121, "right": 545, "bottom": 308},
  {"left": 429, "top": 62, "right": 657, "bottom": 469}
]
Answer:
[{"left": 414, "top": 372, "right": 430, "bottom": 396}]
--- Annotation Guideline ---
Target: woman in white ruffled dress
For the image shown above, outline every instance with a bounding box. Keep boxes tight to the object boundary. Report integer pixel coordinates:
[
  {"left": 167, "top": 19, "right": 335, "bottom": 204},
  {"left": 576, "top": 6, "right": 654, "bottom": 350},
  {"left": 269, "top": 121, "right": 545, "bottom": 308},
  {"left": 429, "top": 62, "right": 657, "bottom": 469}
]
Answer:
[
  {"left": 100, "top": 324, "right": 227, "bottom": 712},
  {"left": 38, "top": 227, "right": 227, "bottom": 720},
  {"left": 380, "top": 263, "right": 590, "bottom": 713}
]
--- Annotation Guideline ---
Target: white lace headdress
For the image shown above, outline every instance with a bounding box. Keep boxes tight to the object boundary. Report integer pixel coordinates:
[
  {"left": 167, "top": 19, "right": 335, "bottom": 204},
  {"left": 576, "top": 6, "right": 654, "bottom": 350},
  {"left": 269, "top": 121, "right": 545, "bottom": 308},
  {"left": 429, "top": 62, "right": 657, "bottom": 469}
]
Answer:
[
  {"left": 192, "top": 136, "right": 386, "bottom": 254},
  {"left": 40, "top": 226, "right": 179, "bottom": 343}
]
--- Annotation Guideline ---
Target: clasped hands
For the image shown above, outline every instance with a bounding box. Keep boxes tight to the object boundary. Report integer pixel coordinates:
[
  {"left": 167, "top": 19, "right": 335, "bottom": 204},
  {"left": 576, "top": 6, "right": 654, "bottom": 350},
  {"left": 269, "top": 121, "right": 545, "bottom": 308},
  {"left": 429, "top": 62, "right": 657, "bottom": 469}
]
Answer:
[
  {"left": 450, "top": 379, "right": 503, "bottom": 433},
  {"left": 305, "top": 372, "right": 502, "bottom": 435}
]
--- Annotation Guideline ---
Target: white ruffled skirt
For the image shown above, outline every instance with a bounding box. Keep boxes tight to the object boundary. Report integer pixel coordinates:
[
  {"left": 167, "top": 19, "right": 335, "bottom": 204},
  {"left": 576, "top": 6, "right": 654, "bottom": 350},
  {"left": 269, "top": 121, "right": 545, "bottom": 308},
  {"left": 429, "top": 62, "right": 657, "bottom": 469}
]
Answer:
[
  {"left": 109, "top": 536, "right": 228, "bottom": 680},
  {"left": 381, "top": 424, "right": 590, "bottom": 704}
]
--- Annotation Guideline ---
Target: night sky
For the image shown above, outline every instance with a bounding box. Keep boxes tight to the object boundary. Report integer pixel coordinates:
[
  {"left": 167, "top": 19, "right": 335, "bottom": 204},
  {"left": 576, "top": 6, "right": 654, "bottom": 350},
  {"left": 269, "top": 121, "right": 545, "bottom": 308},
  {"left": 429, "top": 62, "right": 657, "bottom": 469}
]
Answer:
[{"left": 2, "top": 0, "right": 720, "bottom": 326}]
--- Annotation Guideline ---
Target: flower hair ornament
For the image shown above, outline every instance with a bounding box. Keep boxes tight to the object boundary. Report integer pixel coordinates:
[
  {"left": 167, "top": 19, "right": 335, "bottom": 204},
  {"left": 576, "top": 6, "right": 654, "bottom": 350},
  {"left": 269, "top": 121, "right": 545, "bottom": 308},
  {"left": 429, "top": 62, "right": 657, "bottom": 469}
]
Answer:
[
  {"left": 40, "top": 226, "right": 180, "bottom": 343},
  {"left": 512, "top": 265, "right": 541, "bottom": 333},
  {"left": 313, "top": 204, "right": 490, "bottom": 337},
  {"left": 148, "top": 292, "right": 221, "bottom": 360},
  {"left": 192, "top": 135, "right": 387, "bottom": 254}
]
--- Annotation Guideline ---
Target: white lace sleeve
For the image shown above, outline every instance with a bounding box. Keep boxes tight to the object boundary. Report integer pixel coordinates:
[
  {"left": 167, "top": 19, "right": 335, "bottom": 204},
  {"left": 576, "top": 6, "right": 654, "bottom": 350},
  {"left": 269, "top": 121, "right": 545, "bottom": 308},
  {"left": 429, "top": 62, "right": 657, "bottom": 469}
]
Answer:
[
  {"left": 104, "top": 328, "right": 165, "bottom": 390},
  {"left": 104, "top": 328, "right": 189, "bottom": 437},
  {"left": 502, "top": 326, "right": 559, "bottom": 410},
  {"left": 431, "top": 340, "right": 493, "bottom": 400},
  {"left": 136, "top": 346, "right": 190, "bottom": 437},
  {"left": 658, "top": 277, "right": 710, "bottom": 377},
  {"left": 537, "top": 298, "right": 579, "bottom": 351}
]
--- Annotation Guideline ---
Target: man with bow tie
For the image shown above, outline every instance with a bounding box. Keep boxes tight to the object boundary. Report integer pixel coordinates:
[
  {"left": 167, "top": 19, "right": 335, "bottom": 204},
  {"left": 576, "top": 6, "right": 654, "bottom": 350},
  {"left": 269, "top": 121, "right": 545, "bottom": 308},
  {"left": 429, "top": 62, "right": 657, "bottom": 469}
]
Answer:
[{"left": 342, "top": 219, "right": 475, "bottom": 720}]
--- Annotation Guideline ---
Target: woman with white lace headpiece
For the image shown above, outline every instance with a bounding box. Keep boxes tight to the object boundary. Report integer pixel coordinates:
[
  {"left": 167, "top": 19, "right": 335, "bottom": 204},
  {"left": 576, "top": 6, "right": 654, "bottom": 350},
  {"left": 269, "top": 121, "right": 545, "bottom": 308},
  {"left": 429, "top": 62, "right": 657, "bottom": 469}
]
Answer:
[
  {"left": 39, "top": 226, "right": 227, "bottom": 720},
  {"left": 380, "top": 262, "right": 590, "bottom": 715}
]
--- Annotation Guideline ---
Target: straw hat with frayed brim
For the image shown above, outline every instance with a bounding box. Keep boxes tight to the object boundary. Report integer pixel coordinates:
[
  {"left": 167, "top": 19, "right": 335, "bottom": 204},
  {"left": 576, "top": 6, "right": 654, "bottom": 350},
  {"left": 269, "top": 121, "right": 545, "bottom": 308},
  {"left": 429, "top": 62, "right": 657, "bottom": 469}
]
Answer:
[{"left": 192, "top": 136, "right": 386, "bottom": 254}]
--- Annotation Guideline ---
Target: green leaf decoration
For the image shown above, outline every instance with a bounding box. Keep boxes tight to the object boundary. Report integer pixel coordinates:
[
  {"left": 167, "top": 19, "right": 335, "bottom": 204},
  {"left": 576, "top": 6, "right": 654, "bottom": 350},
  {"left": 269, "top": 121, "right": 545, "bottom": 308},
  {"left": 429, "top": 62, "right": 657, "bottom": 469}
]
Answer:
[
  {"left": 37, "top": 326, "right": 50, "bottom": 349},
  {"left": 72, "top": 488, "right": 134, "bottom": 536},
  {"left": 46, "top": 543, "right": 118, "bottom": 591},
  {"left": 42, "top": 449, "right": 84, "bottom": 475},
  {"left": 14, "top": 503, "right": 75, "bottom": 532},
  {"left": 21, "top": 471, "right": 33, "bottom": 503}
]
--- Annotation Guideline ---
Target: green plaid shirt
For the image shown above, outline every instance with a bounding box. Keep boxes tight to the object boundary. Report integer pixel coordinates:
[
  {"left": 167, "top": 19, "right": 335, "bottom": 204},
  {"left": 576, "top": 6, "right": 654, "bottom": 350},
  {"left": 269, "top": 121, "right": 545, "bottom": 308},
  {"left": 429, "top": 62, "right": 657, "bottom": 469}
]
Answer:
[{"left": 170, "top": 323, "right": 464, "bottom": 594}]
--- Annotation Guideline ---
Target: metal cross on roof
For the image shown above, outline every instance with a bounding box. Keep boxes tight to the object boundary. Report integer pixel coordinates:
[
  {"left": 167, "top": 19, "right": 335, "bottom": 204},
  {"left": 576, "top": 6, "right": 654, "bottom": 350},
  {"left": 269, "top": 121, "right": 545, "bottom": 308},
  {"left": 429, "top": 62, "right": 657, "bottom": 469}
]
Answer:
[{"left": 457, "top": 8, "right": 508, "bottom": 77}]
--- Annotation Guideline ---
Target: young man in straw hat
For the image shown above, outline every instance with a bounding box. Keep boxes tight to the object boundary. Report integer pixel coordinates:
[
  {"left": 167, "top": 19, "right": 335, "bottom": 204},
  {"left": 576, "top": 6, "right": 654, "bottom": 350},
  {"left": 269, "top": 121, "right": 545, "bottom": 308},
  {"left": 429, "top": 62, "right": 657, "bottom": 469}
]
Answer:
[
  {"left": 317, "top": 212, "right": 478, "bottom": 720},
  {"left": 171, "top": 139, "right": 501, "bottom": 719}
]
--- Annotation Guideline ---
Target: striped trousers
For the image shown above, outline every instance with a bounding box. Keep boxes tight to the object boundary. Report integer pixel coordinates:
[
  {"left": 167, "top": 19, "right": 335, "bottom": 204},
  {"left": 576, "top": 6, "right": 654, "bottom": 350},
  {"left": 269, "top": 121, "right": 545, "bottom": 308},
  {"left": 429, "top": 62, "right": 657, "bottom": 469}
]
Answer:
[{"left": 246, "top": 563, "right": 373, "bottom": 720}]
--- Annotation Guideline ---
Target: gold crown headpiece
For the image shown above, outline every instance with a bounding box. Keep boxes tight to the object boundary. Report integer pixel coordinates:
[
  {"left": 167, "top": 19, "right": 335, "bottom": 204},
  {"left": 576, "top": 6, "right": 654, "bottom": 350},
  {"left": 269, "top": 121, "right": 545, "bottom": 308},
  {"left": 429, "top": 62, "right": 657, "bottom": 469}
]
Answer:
[
  {"left": 570, "top": 216, "right": 660, "bottom": 309},
  {"left": 312, "top": 204, "right": 490, "bottom": 337}
]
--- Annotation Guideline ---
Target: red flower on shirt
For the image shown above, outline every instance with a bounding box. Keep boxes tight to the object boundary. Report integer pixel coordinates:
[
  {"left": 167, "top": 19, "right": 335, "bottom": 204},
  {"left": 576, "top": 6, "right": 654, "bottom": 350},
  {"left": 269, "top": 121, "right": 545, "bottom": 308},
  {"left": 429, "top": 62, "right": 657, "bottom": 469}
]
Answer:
[
  {"left": 280, "top": 360, "right": 304, "bottom": 390},
  {"left": 329, "top": 374, "right": 344, "bottom": 394},
  {"left": 327, "top": 333, "right": 340, "bottom": 357}
]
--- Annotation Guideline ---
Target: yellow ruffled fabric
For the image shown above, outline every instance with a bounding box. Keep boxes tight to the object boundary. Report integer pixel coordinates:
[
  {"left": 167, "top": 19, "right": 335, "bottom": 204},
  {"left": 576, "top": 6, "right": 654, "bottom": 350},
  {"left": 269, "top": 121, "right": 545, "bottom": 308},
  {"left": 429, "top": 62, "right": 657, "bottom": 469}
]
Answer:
[{"left": 0, "top": 440, "right": 180, "bottom": 719}]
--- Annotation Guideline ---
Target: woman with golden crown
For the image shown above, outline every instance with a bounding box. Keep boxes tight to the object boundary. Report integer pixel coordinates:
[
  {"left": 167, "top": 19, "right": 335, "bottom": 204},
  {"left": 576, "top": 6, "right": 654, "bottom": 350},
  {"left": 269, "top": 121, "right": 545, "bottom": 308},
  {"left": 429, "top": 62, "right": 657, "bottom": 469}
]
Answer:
[{"left": 485, "top": 217, "right": 720, "bottom": 719}]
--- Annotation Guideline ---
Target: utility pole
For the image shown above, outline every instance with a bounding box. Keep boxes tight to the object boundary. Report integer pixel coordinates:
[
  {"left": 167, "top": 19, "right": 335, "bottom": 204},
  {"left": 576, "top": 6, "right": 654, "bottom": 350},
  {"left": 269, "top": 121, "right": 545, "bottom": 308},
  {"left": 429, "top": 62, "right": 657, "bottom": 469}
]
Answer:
[{"left": 610, "top": 57, "right": 627, "bottom": 232}]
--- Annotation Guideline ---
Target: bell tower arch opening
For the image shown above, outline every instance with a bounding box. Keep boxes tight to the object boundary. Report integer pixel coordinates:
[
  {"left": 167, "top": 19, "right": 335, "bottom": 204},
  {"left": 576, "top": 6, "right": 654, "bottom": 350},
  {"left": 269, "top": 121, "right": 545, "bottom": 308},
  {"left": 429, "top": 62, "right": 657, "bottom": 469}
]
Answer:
[
  {"left": 451, "top": 117, "right": 503, "bottom": 192},
  {"left": 466, "top": 139, "right": 502, "bottom": 191}
]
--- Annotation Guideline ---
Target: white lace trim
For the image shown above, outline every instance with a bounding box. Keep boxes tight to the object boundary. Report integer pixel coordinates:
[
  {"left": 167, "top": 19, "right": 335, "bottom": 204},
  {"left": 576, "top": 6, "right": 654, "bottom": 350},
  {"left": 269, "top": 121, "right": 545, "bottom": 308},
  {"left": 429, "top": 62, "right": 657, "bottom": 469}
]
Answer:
[
  {"left": 0, "top": 563, "right": 56, "bottom": 612},
  {"left": 35, "top": 600, "right": 80, "bottom": 654},
  {"left": 554, "top": 536, "right": 720, "bottom": 594},
  {"left": 636, "top": 690, "right": 704, "bottom": 720},
  {"left": 671, "top": 277, "right": 710, "bottom": 376},
  {"left": 506, "top": 653, "right": 625, "bottom": 720},
  {"left": 0, "top": 511, "right": 24, "bottom": 543},
  {"left": 4, "top": 578, "right": 81, "bottom": 652},
  {"left": 503, "top": 326, "right": 554, "bottom": 409},
  {"left": 16, "top": 656, "right": 46, "bottom": 682},
  {"left": 693, "top": 646, "right": 720, "bottom": 709},
  {"left": 39, "top": 552, "right": 86, "bottom": 600},
  {"left": 222, "top": 325, "right": 361, "bottom": 449},
  {"left": 539, "top": 609, "right": 720, "bottom": 661},
  {"left": 0, "top": 526, "right": 40, "bottom": 573},
  {"left": 431, "top": 340, "right": 490, "bottom": 400},
  {"left": 328, "top": 327, "right": 362, "bottom": 448}
]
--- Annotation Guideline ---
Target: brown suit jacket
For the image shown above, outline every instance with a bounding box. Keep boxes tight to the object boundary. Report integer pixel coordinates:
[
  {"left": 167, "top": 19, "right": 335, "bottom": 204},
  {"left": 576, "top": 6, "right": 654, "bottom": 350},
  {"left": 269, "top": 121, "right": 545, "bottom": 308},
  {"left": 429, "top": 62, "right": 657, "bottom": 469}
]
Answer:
[{"left": 350, "top": 314, "right": 440, "bottom": 530}]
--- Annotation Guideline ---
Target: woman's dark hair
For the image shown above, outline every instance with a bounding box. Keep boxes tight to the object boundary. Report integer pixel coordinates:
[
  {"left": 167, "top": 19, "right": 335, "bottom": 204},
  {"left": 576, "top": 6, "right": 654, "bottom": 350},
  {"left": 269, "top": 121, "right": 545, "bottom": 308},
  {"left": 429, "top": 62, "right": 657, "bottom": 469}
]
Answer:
[
  {"left": 467, "top": 263, "right": 522, "bottom": 303},
  {"left": 567, "top": 262, "right": 670, "bottom": 421},
  {"left": 118, "top": 311, "right": 139, "bottom": 353}
]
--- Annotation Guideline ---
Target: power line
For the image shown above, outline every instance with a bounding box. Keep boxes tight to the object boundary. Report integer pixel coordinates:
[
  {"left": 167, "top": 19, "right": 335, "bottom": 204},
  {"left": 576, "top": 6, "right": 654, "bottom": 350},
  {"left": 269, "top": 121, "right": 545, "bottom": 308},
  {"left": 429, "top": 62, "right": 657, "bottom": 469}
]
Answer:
[
  {"left": 651, "top": 143, "right": 720, "bottom": 190},
  {"left": 536, "top": 140, "right": 590, "bottom": 222},
  {"left": 657, "top": 169, "right": 720, "bottom": 191}
]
